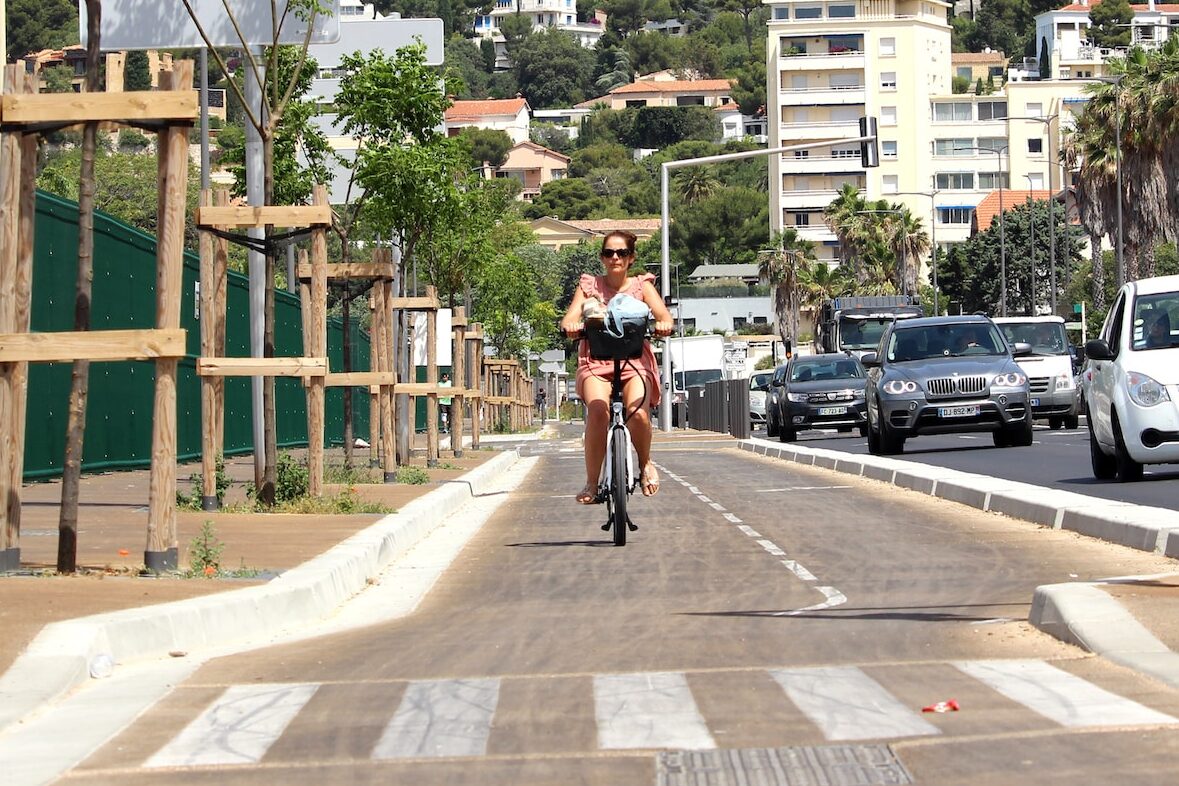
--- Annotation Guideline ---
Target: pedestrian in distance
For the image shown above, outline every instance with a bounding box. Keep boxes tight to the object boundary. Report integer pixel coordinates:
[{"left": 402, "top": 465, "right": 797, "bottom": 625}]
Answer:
[
  {"left": 536, "top": 387, "right": 548, "bottom": 423},
  {"left": 438, "top": 373, "right": 453, "bottom": 433},
  {"left": 559, "top": 230, "right": 674, "bottom": 505}
]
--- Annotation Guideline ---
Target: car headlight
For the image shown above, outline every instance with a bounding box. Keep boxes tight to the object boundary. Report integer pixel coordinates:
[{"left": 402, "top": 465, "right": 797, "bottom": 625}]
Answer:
[
  {"left": 993, "top": 372, "right": 1026, "bottom": 387},
  {"left": 852, "top": 389, "right": 866, "bottom": 400},
  {"left": 787, "top": 392, "right": 809, "bottom": 402},
  {"left": 882, "top": 379, "right": 918, "bottom": 395},
  {"left": 1126, "top": 371, "right": 1171, "bottom": 407},
  {"left": 1054, "top": 373, "right": 1075, "bottom": 392}
]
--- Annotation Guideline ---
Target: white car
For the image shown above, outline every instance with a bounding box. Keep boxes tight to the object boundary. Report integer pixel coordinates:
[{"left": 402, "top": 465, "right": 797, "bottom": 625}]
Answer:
[
  {"left": 1084, "top": 274, "right": 1179, "bottom": 482},
  {"left": 748, "top": 371, "right": 772, "bottom": 429}
]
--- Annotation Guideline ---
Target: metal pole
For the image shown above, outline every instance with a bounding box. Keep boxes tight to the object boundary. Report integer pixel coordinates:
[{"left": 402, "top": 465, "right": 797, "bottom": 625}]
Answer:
[
  {"left": 244, "top": 48, "right": 266, "bottom": 483},
  {"left": 660, "top": 164, "right": 671, "bottom": 431},
  {"left": 1049, "top": 190, "right": 1057, "bottom": 315},
  {"left": 999, "top": 148, "right": 1007, "bottom": 317},
  {"left": 1027, "top": 186, "right": 1035, "bottom": 315},
  {"left": 930, "top": 199, "right": 938, "bottom": 315},
  {"left": 1115, "top": 100, "right": 1125, "bottom": 288}
]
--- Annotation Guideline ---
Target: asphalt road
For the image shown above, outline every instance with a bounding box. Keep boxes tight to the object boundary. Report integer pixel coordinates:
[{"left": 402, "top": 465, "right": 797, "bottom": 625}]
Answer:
[
  {"left": 60, "top": 435, "right": 1179, "bottom": 785},
  {"left": 754, "top": 422, "right": 1179, "bottom": 511}
]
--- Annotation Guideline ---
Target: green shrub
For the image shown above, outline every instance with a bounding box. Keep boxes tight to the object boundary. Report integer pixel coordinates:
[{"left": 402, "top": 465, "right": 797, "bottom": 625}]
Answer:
[
  {"left": 395, "top": 465, "right": 430, "bottom": 485},
  {"left": 275, "top": 452, "right": 309, "bottom": 503}
]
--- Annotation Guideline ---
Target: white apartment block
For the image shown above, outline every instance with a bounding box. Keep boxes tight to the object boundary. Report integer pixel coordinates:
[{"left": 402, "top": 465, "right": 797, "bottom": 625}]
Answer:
[
  {"left": 766, "top": 0, "right": 1094, "bottom": 270},
  {"left": 474, "top": 2, "right": 606, "bottom": 69},
  {"left": 1036, "top": 1, "right": 1179, "bottom": 81}
]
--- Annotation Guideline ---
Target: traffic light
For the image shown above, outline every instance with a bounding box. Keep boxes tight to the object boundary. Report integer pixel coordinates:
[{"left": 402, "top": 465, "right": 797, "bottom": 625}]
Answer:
[{"left": 859, "top": 116, "right": 879, "bottom": 168}]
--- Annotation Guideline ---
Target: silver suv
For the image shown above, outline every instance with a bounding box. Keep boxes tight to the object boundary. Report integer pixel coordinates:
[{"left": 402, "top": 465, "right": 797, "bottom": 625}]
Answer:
[{"left": 862, "top": 316, "right": 1033, "bottom": 454}]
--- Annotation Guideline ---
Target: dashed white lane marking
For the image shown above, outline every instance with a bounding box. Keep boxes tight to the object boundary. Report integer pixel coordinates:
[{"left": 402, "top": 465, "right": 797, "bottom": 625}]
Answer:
[
  {"left": 955, "top": 659, "right": 1177, "bottom": 728},
  {"left": 769, "top": 667, "right": 941, "bottom": 741},
  {"left": 373, "top": 678, "right": 501, "bottom": 759},
  {"left": 145, "top": 683, "right": 318, "bottom": 767},
  {"left": 651, "top": 462, "right": 844, "bottom": 614},
  {"left": 594, "top": 672, "right": 716, "bottom": 750},
  {"left": 754, "top": 486, "right": 852, "bottom": 492}
]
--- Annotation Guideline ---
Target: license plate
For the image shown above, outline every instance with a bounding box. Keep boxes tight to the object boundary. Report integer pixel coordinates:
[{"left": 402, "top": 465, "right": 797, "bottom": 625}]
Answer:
[
  {"left": 938, "top": 405, "right": 979, "bottom": 418},
  {"left": 1031, "top": 398, "right": 1040, "bottom": 407},
  {"left": 817, "top": 406, "right": 847, "bottom": 416}
]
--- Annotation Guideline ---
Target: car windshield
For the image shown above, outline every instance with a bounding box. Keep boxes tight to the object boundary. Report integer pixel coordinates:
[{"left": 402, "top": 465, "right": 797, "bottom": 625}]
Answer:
[
  {"left": 838, "top": 316, "right": 891, "bottom": 351},
  {"left": 749, "top": 372, "right": 772, "bottom": 390},
  {"left": 1131, "top": 293, "right": 1179, "bottom": 351},
  {"left": 998, "top": 321, "right": 1068, "bottom": 356},
  {"left": 790, "top": 358, "right": 864, "bottom": 382},
  {"left": 886, "top": 323, "right": 1005, "bottom": 361},
  {"left": 675, "top": 369, "right": 724, "bottom": 389}
]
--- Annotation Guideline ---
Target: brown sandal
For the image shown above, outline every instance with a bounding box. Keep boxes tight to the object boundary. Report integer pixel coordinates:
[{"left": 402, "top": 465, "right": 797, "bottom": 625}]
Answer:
[
  {"left": 576, "top": 484, "right": 597, "bottom": 504},
  {"left": 641, "top": 464, "right": 660, "bottom": 497}
]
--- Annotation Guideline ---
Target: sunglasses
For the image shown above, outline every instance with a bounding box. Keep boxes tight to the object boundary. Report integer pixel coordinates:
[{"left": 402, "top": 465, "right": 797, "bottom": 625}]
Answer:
[{"left": 601, "top": 248, "right": 633, "bottom": 259}]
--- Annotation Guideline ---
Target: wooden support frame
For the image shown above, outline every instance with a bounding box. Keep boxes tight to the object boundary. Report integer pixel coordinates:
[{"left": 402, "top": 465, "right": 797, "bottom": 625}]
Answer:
[
  {"left": 296, "top": 262, "right": 394, "bottom": 281},
  {"left": 0, "top": 89, "right": 198, "bottom": 126},
  {"left": 197, "top": 357, "right": 328, "bottom": 377},
  {"left": 194, "top": 203, "right": 332, "bottom": 229},
  {"left": 466, "top": 323, "right": 485, "bottom": 450},
  {"left": 0, "top": 328, "right": 186, "bottom": 362},
  {"left": 325, "top": 372, "right": 397, "bottom": 387},
  {"left": 388, "top": 296, "right": 439, "bottom": 310},
  {"left": 305, "top": 185, "right": 330, "bottom": 496},
  {"left": 199, "top": 189, "right": 230, "bottom": 508},
  {"left": 450, "top": 306, "right": 467, "bottom": 458}
]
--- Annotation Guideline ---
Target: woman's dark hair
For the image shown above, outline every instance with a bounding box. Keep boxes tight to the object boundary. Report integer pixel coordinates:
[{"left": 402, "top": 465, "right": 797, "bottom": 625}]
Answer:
[{"left": 600, "top": 230, "right": 637, "bottom": 255}]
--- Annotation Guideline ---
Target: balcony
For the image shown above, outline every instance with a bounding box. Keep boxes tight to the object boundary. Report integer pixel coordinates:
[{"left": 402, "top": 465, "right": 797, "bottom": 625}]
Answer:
[
  {"left": 778, "top": 86, "right": 866, "bottom": 106},
  {"left": 778, "top": 120, "right": 861, "bottom": 142},
  {"left": 777, "top": 154, "right": 865, "bottom": 175},
  {"left": 779, "top": 49, "right": 866, "bottom": 71},
  {"left": 779, "top": 189, "right": 848, "bottom": 210}
]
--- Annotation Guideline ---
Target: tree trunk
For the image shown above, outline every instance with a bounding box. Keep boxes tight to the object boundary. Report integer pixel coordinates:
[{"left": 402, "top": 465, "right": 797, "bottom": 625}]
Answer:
[
  {"left": 58, "top": 1, "right": 101, "bottom": 574},
  {"left": 259, "top": 135, "right": 276, "bottom": 506},
  {"left": 1090, "top": 232, "right": 1106, "bottom": 314}
]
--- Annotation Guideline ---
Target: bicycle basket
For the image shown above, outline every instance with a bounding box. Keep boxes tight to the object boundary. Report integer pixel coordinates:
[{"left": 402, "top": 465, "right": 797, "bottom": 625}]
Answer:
[{"left": 586, "top": 318, "right": 648, "bottom": 360}]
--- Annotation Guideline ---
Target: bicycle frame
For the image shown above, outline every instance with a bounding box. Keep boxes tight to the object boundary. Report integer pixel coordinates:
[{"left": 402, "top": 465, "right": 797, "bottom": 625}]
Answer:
[{"left": 601, "top": 379, "right": 635, "bottom": 498}]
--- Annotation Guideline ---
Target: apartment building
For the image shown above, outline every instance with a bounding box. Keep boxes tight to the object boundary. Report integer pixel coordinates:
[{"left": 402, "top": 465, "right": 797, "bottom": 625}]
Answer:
[
  {"left": 766, "top": 0, "right": 1094, "bottom": 268},
  {"left": 1035, "top": 1, "right": 1179, "bottom": 81},
  {"left": 495, "top": 141, "right": 570, "bottom": 200},
  {"left": 474, "top": 2, "right": 606, "bottom": 69},
  {"left": 444, "top": 97, "right": 532, "bottom": 143}
]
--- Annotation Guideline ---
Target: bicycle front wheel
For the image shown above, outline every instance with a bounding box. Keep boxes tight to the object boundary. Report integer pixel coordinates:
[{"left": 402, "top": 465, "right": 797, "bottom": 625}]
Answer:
[{"left": 610, "top": 427, "right": 628, "bottom": 546}]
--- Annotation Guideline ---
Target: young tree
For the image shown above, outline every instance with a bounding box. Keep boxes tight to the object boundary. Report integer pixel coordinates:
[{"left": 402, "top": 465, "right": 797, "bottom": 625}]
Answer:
[
  {"left": 512, "top": 28, "right": 595, "bottom": 108},
  {"left": 458, "top": 127, "right": 513, "bottom": 169},
  {"left": 1089, "top": 0, "right": 1133, "bottom": 48}
]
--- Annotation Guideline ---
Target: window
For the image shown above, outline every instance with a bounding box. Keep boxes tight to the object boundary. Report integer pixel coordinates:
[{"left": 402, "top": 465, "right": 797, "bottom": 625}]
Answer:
[
  {"left": 1027, "top": 173, "right": 1045, "bottom": 189},
  {"left": 794, "top": 150, "right": 810, "bottom": 158},
  {"left": 827, "top": 35, "right": 862, "bottom": 53},
  {"left": 774, "top": 7, "right": 789, "bottom": 19},
  {"left": 934, "top": 138, "right": 972, "bottom": 156},
  {"left": 880, "top": 37, "right": 896, "bottom": 56},
  {"left": 829, "top": 4, "right": 856, "bottom": 17},
  {"left": 978, "top": 172, "right": 1010, "bottom": 189},
  {"left": 880, "top": 72, "right": 897, "bottom": 89},
  {"left": 938, "top": 207, "right": 973, "bottom": 224},
  {"left": 935, "top": 172, "right": 975, "bottom": 190},
  {"left": 1028, "top": 138, "right": 1043, "bottom": 154},
  {"left": 832, "top": 146, "right": 858, "bottom": 158},
  {"left": 882, "top": 140, "right": 898, "bottom": 159},
  {"left": 829, "top": 73, "right": 860, "bottom": 89},
  {"left": 1026, "top": 102, "right": 1043, "bottom": 117},
  {"left": 796, "top": 5, "right": 822, "bottom": 18},
  {"left": 733, "top": 316, "right": 748, "bottom": 329},
  {"left": 978, "top": 100, "right": 1007, "bottom": 120},
  {"left": 881, "top": 106, "right": 897, "bottom": 125},
  {"left": 793, "top": 177, "right": 809, "bottom": 191},
  {"left": 566, "top": 14, "right": 572, "bottom": 23},
  {"left": 625, "top": 99, "right": 646, "bottom": 108},
  {"left": 977, "top": 137, "right": 1006, "bottom": 153},
  {"left": 988, "top": 66, "right": 1004, "bottom": 78},
  {"left": 551, "top": 169, "right": 566, "bottom": 180},
  {"left": 956, "top": 66, "right": 972, "bottom": 80},
  {"left": 792, "top": 75, "right": 809, "bottom": 90},
  {"left": 933, "top": 102, "right": 972, "bottom": 122},
  {"left": 793, "top": 212, "right": 810, "bottom": 226},
  {"left": 754, "top": 316, "right": 769, "bottom": 325},
  {"left": 883, "top": 174, "right": 898, "bottom": 193},
  {"left": 676, "top": 95, "right": 706, "bottom": 106},
  {"left": 683, "top": 318, "right": 697, "bottom": 331}
]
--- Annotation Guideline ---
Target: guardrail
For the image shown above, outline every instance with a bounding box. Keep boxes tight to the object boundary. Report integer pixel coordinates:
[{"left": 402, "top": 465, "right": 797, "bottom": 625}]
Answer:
[{"left": 686, "top": 379, "right": 750, "bottom": 439}]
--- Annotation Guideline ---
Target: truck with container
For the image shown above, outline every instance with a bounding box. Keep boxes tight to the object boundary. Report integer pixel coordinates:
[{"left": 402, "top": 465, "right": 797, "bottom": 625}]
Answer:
[{"left": 815, "top": 295, "right": 924, "bottom": 357}]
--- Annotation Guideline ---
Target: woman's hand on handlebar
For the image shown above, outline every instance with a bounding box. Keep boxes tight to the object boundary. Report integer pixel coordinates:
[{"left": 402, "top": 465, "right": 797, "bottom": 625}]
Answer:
[
  {"left": 560, "top": 320, "right": 584, "bottom": 339},
  {"left": 653, "top": 320, "right": 674, "bottom": 337}
]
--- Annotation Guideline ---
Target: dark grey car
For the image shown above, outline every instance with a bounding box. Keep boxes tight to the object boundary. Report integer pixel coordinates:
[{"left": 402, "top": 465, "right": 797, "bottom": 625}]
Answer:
[
  {"left": 766, "top": 353, "right": 868, "bottom": 442},
  {"left": 862, "top": 316, "right": 1033, "bottom": 454}
]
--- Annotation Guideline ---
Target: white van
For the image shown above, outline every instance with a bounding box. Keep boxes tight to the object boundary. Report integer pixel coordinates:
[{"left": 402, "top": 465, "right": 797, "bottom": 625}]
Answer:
[{"left": 994, "top": 316, "right": 1080, "bottom": 429}]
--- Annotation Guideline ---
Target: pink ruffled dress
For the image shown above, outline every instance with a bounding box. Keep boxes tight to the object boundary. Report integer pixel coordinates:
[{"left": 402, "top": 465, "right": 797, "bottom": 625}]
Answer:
[{"left": 576, "top": 272, "right": 662, "bottom": 407}]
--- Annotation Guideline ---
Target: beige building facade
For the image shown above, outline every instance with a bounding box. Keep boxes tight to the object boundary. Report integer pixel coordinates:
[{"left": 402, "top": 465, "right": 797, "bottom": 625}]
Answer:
[{"left": 496, "top": 141, "right": 570, "bottom": 201}]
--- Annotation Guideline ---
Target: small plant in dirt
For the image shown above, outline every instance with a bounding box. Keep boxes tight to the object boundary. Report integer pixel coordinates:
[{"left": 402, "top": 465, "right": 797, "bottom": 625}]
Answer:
[
  {"left": 176, "top": 456, "right": 231, "bottom": 510},
  {"left": 275, "top": 452, "right": 309, "bottom": 503},
  {"left": 325, "top": 464, "right": 381, "bottom": 484},
  {"left": 395, "top": 465, "right": 430, "bottom": 485},
  {"left": 186, "top": 521, "right": 224, "bottom": 577},
  {"left": 275, "top": 489, "right": 394, "bottom": 515},
  {"left": 434, "top": 461, "right": 461, "bottom": 470}
]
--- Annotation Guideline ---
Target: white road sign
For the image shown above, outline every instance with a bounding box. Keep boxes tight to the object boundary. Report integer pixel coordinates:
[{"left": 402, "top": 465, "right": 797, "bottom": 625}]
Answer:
[
  {"left": 540, "top": 349, "right": 566, "bottom": 362},
  {"left": 83, "top": 0, "right": 342, "bottom": 49},
  {"left": 538, "top": 362, "right": 564, "bottom": 374}
]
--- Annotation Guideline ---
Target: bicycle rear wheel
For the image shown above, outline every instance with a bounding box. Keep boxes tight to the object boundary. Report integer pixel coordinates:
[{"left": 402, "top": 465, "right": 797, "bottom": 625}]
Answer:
[{"left": 609, "top": 428, "right": 628, "bottom": 546}]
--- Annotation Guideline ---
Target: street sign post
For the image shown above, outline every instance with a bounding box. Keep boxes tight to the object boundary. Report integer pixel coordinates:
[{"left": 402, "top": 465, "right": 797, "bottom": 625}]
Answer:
[{"left": 538, "top": 362, "right": 564, "bottom": 375}]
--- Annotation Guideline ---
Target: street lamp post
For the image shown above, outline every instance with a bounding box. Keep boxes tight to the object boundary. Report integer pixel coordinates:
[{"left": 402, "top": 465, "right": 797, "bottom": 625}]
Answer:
[
  {"left": 1023, "top": 174, "right": 1037, "bottom": 315},
  {"left": 1011, "top": 114, "right": 1060, "bottom": 313},
  {"left": 1092, "top": 76, "right": 1125, "bottom": 287},
  {"left": 959, "top": 145, "right": 1009, "bottom": 316},
  {"left": 895, "top": 190, "right": 942, "bottom": 314}
]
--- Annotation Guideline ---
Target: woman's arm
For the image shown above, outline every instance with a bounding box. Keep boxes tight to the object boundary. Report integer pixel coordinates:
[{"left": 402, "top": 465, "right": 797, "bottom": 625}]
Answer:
[
  {"left": 641, "top": 280, "right": 675, "bottom": 337},
  {"left": 561, "top": 285, "right": 588, "bottom": 335}
]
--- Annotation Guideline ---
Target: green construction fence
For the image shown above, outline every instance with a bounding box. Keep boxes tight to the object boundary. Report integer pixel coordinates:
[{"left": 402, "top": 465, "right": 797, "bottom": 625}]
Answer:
[{"left": 22, "top": 191, "right": 371, "bottom": 480}]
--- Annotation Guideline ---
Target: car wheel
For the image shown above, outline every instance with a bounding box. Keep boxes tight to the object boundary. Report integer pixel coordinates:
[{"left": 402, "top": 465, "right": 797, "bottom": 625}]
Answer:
[
  {"left": 766, "top": 409, "right": 779, "bottom": 438},
  {"left": 779, "top": 428, "right": 796, "bottom": 443},
  {"left": 1049, "top": 416, "right": 1063, "bottom": 430},
  {"left": 1011, "top": 415, "right": 1034, "bottom": 447},
  {"left": 1064, "top": 414, "right": 1080, "bottom": 430},
  {"left": 866, "top": 408, "right": 883, "bottom": 455},
  {"left": 1088, "top": 408, "right": 1117, "bottom": 480},
  {"left": 879, "top": 415, "right": 905, "bottom": 455},
  {"left": 992, "top": 429, "right": 1010, "bottom": 448},
  {"left": 858, "top": 425, "right": 868, "bottom": 438},
  {"left": 1112, "top": 411, "right": 1144, "bottom": 483}
]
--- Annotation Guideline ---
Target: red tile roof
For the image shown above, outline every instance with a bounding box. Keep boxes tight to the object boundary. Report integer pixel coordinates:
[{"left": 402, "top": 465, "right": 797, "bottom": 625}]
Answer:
[
  {"left": 444, "top": 97, "right": 528, "bottom": 122},
  {"left": 973, "top": 189, "right": 1054, "bottom": 232},
  {"left": 564, "top": 219, "right": 663, "bottom": 232},
  {"left": 609, "top": 79, "right": 734, "bottom": 95},
  {"left": 1055, "top": 1, "right": 1179, "bottom": 10},
  {"left": 951, "top": 52, "right": 1007, "bottom": 64}
]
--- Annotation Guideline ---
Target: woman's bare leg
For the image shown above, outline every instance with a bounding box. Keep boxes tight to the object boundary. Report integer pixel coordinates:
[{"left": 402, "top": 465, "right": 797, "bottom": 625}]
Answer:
[{"left": 580, "top": 375, "right": 612, "bottom": 501}]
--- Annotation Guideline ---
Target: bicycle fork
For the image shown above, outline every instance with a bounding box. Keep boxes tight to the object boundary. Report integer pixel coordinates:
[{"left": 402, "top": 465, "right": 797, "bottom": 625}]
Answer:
[{"left": 600, "top": 403, "right": 637, "bottom": 532}]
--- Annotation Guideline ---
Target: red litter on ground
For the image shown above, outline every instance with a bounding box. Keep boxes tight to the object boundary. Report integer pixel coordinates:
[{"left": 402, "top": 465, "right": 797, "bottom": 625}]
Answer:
[{"left": 922, "top": 699, "right": 960, "bottom": 713}]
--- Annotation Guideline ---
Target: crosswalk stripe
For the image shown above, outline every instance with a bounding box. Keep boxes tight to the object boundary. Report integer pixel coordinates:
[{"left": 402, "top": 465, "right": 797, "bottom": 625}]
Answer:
[
  {"left": 594, "top": 672, "right": 716, "bottom": 750},
  {"left": 372, "top": 677, "right": 501, "bottom": 759},
  {"left": 769, "top": 666, "right": 941, "bottom": 741},
  {"left": 954, "top": 659, "right": 1178, "bottom": 728},
  {"left": 144, "top": 683, "right": 319, "bottom": 767}
]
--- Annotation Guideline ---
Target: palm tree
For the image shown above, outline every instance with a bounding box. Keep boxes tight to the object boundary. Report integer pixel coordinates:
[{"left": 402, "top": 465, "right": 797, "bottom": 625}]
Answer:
[
  {"left": 798, "top": 260, "right": 852, "bottom": 335},
  {"left": 675, "top": 166, "right": 720, "bottom": 206},
  {"left": 759, "top": 229, "right": 817, "bottom": 341},
  {"left": 824, "top": 184, "right": 868, "bottom": 283},
  {"left": 882, "top": 205, "right": 930, "bottom": 297}
]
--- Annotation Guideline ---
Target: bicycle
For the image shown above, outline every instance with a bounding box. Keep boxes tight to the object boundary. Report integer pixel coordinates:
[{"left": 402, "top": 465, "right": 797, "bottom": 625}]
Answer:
[{"left": 569, "top": 317, "right": 651, "bottom": 546}]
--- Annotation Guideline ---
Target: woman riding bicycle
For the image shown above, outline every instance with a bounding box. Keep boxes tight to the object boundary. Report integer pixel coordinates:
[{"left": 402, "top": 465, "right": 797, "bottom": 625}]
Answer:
[{"left": 560, "top": 231, "right": 674, "bottom": 505}]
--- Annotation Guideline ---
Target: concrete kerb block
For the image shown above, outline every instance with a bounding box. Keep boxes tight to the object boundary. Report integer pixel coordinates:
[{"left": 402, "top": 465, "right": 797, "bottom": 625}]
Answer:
[
  {"left": 1061, "top": 503, "right": 1179, "bottom": 553},
  {"left": 891, "top": 465, "right": 968, "bottom": 496},
  {"left": 984, "top": 485, "right": 1088, "bottom": 527},
  {"left": 0, "top": 449, "right": 522, "bottom": 736}
]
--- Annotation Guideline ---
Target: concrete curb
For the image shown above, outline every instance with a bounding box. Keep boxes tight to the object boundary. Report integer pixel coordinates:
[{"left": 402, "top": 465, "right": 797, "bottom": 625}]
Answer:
[
  {"left": 1030, "top": 581, "right": 1179, "bottom": 690},
  {"left": 740, "top": 437, "right": 1179, "bottom": 556},
  {"left": 0, "top": 449, "right": 520, "bottom": 735}
]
